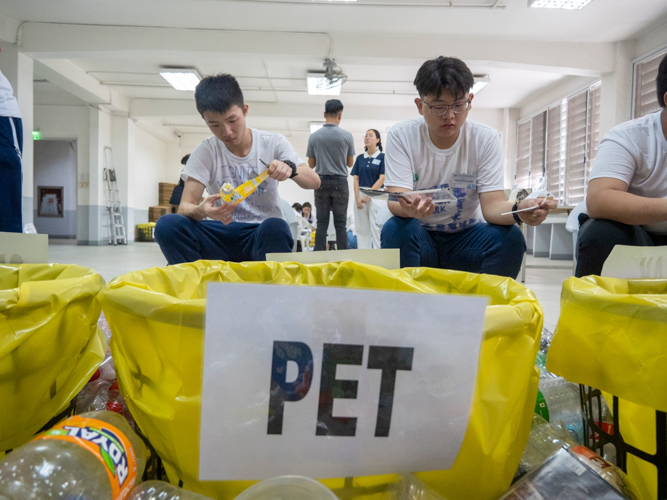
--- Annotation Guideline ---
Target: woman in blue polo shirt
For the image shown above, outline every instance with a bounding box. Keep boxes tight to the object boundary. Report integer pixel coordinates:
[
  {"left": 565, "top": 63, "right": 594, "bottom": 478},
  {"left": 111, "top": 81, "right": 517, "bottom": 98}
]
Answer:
[{"left": 351, "top": 129, "right": 385, "bottom": 249}]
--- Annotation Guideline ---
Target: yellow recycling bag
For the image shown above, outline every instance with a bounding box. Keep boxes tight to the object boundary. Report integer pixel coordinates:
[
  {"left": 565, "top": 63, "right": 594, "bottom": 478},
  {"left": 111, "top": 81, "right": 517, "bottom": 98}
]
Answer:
[
  {"left": 547, "top": 276, "right": 667, "bottom": 500},
  {"left": 0, "top": 264, "right": 106, "bottom": 452},
  {"left": 97, "top": 260, "right": 542, "bottom": 500}
]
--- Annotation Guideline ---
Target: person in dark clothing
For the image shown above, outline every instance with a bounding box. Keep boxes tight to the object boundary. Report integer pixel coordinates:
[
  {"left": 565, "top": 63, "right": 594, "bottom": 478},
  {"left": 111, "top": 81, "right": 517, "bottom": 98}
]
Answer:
[
  {"left": 306, "top": 100, "right": 355, "bottom": 250},
  {"left": 0, "top": 70, "right": 23, "bottom": 233},
  {"left": 576, "top": 53, "right": 667, "bottom": 277}
]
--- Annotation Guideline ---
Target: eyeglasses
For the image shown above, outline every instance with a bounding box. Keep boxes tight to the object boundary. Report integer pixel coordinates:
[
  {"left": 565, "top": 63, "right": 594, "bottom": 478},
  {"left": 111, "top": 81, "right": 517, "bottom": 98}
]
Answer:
[
  {"left": 420, "top": 98, "right": 471, "bottom": 116},
  {"left": 364, "top": 134, "right": 377, "bottom": 139}
]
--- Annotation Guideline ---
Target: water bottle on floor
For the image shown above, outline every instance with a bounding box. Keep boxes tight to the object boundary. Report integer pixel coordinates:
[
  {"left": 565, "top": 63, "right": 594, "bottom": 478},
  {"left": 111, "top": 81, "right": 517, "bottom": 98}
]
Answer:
[
  {"left": 0, "top": 410, "right": 146, "bottom": 500},
  {"left": 535, "top": 377, "right": 584, "bottom": 443},
  {"left": 129, "top": 481, "right": 215, "bottom": 500}
]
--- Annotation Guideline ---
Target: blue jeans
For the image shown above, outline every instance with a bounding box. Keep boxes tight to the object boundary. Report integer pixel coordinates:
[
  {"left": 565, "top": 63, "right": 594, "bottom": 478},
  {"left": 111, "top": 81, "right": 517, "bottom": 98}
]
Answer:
[
  {"left": 0, "top": 117, "right": 23, "bottom": 233},
  {"left": 381, "top": 217, "right": 526, "bottom": 278},
  {"left": 155, "top": 214, "right": 293, "bottom": 265}
]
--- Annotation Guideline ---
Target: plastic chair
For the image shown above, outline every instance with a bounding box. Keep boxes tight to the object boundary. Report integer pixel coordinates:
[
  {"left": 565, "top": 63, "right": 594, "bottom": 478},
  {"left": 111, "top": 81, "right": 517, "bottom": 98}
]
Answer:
[
  {"left": 279, "top": 198, "right": 299, "bottom": 252},
  {"left": 565, "top": 201, "right": 588, "bottom": 274}
]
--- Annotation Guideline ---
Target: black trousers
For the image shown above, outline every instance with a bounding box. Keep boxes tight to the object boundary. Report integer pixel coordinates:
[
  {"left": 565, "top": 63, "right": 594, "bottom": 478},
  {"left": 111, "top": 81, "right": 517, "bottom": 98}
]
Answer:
[
  {"left": 314, "top": 175, "right": 349, "bottom": 251},
  {"left": 0, "top": 116, "right": 23, "bottom": 233},
  {"left": 576, "top": 215, "right": 667, "bottom": 277}
]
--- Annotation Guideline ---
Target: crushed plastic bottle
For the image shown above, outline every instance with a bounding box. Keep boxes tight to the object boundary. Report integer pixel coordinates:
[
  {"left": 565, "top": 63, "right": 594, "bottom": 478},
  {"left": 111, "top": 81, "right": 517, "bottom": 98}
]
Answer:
[
  {"left": 393, "top": 473, "right": 447, "bottom": 499},
  {"left": 0, "top": 411, "right": 147, "bottom": 500},
  {"left": 516, "top": 414, "right": 578, "bottom": 479},
  {"left": 535, "top": 377, "right": 584, "bottom": 443},
  {"left": 76, "top": 378, "right": 112, "bottom": 413},
  {"left": 219, "top": 170, "right": 270, "bottom": 205},
  {"left": 128, "top": 481, "right": 215, "bottom": 499},
  {"left": 570, "top": 445, "right": 640, "bottom": 500}
]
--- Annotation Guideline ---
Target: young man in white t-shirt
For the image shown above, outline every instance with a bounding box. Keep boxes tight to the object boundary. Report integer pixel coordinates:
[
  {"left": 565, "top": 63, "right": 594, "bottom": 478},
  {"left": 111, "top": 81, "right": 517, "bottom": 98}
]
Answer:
[
  {"left": 154, "top": 74, "right": 320, "bottom": 264},
  {"left": 577, "top": 53, "right": 667, "bottom": 277},
  {"left": 381, "top": 56, "right": 557, "bottom": 277}
]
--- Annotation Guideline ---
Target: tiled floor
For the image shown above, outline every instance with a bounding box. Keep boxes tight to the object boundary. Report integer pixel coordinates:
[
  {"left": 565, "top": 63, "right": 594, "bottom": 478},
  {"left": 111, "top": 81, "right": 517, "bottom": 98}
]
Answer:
[{"left": 48, "top": 240, "right": 572, "bottom": 331}]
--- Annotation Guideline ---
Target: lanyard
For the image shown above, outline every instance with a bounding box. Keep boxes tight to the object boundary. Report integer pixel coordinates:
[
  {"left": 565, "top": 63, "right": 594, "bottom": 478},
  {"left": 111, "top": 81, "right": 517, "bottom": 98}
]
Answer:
[{"left": 9, "top": 118, "right": 21, "bottom": 159}]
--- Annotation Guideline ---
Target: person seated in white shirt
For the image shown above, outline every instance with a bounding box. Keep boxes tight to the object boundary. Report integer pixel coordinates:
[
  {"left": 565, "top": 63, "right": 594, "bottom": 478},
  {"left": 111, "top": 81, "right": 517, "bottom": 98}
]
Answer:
[
  {"left": 381, "top": 56, "right": 557, "bottom": 278},
  {"left": 154, "top": 74, "right": 320, "bottom": 265},
  {"left": 577, "top": 53, "right": 667, "bottom": 277}
]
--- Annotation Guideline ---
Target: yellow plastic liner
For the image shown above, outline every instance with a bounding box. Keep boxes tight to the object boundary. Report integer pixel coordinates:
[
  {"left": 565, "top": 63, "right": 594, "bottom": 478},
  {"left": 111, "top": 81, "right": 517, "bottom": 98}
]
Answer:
[
  {"left": 547, "top": 276, "right": 667, "bottom": 412},
  {"left": 547, "top": 276, "right": 667, "bottom": 500},
  {"left": 0, "top": 264, "right": 106, "bottom": 452},
  {"left": 97, "top": 260, "right": 543, "bottom": 500}
]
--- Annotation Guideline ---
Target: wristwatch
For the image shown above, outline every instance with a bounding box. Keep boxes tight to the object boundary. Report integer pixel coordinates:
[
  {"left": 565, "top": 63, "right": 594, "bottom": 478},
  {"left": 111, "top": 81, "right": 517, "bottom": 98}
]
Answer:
[
  {"left": 283, "top": 160, "right": 298, "bottom": 179},
  {"left": 511, "top": 201, "right": 522, "bottom": 225}
]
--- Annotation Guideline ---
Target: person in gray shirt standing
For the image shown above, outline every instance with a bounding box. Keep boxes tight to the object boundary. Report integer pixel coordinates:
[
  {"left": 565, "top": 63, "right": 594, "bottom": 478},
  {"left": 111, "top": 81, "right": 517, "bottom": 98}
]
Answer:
[{"left": 307, "top": 99, "right": 355, "bottom": 250}]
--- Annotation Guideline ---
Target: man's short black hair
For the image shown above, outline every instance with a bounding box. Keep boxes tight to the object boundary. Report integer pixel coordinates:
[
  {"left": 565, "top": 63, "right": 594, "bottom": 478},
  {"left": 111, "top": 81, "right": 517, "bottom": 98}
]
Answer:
[
  {"left": 325, "top": 99, "right": 344, "bottom": 116},
  {"left": 195, "top": 74, "right": 244, "bottom": 116},
  {"left": 181, "top": 154, "right": 191, "bottom": 165},
  {"left": 658, "top": 53, "right": 667, "bottom": 108},
  {"left": 414, "top": 56, "right": 474, "bottom": 101}
]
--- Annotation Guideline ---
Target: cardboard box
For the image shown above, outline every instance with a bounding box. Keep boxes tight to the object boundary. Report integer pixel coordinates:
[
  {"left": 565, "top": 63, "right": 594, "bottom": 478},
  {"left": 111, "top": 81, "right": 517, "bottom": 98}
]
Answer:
[
  {"left": 159, "top": 183, "right": 176, "bottom": 205},
  {"left": 148, "top": 205, "right": 175, "bottom": 223}
]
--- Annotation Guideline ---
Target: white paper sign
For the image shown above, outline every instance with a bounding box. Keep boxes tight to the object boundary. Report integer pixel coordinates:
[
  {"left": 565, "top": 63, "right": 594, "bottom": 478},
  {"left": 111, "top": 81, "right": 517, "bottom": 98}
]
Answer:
[
  {"left": 602, "top": 245, "right": 667, "bottom": 279},
  {"left": 0, "top": 232, "right": 48, "bottom": 264},
  {"left": 200, "top": 283, "right": 487, "bottom": 480}
]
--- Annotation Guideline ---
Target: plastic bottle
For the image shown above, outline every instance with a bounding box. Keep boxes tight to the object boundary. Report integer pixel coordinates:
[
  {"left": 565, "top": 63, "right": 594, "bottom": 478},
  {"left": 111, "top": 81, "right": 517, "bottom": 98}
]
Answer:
[
  {"left": 219, "top": 171, "right": 270, "bottom": 206},
  {"left": 570, "top": 445, "right": 640, "bottom": 500},
  {"left": 516, "top": 415, "right": 578, "bottom": 478},
  {"left": 0, "top": 410, "right": 147, "bottom": 500},
  {"left": 535, "top": 377, "right": 584, "bottom": 443},
  {"left": 128, "top": 481, "right": 215, "bottom": 500}
]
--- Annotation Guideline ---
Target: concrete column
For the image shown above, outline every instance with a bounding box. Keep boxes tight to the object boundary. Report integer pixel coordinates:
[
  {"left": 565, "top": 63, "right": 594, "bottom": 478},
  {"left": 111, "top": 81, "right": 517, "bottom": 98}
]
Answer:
[
  {"left": 111, "top": 115, "right": 136, "bottom": 242},
  {"left": 503, "top": 107, "right": 519, "bottom": 188},
  {"left": 83, "top": 106, "right": 112, "bottom": 245},
  {"left": 599, "top": 40, "right": 637, "bottom": 137},
  {"left": 0, "top": 44, "right": 34, "bottom": 225}
]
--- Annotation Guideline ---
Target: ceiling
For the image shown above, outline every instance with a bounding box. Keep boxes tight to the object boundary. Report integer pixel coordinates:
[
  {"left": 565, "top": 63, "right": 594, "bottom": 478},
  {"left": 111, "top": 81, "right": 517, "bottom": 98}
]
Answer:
[
  {"left": 3, "top": 0, "right": 667, "bottom": 42},
  {"left": 3, "top": 0, "right": 667, "bottom": 144}
]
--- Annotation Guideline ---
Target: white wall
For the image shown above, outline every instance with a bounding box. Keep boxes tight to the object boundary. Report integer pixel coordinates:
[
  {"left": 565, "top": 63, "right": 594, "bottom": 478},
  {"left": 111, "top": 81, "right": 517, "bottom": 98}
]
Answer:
[
  {"left": 134, "top": 127, "right": 168, "bottom": 222},
  {"left": 33, "top": 105, "right": 89, "bottom": 200},
  {"left": 33, "top": 140, "right": 77, "bottom": 237}
]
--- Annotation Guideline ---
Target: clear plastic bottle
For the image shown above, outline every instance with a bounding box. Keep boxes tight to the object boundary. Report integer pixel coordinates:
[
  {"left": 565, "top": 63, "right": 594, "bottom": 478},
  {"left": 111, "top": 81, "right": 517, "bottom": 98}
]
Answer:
[
  {"left": 128, "top": 481, "right": 215, "bottom": 500},
  {"left": 0, "top": 410, "right": 146, "bottom": 500},
  {"left": 516, "top": 415, "right": 578, "bottom": 478},
  {"left": 570, "top": 445, "right": 640, "bottom": 500},
  {"left": 536, "top": 377, "right": 584, "bottom": 443}
]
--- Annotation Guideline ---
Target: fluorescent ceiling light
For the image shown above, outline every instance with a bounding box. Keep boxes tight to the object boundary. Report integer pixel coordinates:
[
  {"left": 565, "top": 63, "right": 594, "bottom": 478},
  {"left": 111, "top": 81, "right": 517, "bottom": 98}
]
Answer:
[
  {"left": 307, "top": 73, "right": 342, "bottom": 96},
  {"left": 528, "top": 0, "right": 593, "bottom": 9},
  {"left": 310, "top": 122, "right": 325, "bottom": 134},
  {"left": 471, "top": 75, "right": 490, "bottom": 94},
  {"left": 160, "top": 67, "right": 201, "bottom": 91},
  {"left": 312, "top": 0, "right": 357, "bottom": 2}
]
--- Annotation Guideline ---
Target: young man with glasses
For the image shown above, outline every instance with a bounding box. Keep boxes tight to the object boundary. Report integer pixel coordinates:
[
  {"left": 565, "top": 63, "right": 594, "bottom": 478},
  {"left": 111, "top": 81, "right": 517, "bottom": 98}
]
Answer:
[{"left": 381, "top": 56, "right": 557, "bottom": 278}]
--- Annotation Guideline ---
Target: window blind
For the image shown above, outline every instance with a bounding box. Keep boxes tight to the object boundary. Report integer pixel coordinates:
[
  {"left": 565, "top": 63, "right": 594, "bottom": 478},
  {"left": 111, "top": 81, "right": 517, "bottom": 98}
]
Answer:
[
  {"left": 634, "top": 49, "right": 667, "bottom": 118},
  {"left": 586, "top": 84, "right": 602, "bottom": 192},
  {"left": 546, "top": 102, "right": 564, "bottom": 203},
  {"left": 565, "top": 90, "right": 589, "bottom": 205},
  {"left": 530, "top": 112, "right": 546, "bottom": 189},
  {"left": 515, "top": 120, "right": 531, "bottom": 189}
]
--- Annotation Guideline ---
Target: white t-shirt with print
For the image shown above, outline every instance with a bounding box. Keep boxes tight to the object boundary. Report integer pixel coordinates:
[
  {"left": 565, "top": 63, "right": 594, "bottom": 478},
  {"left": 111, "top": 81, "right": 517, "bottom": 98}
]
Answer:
[
  {"left": 182, "top": 129, "right": 304, "bottom": 224},
  {"left": 590, "top": 111, "right": 667, "bottom": 234},
  {"left": 384, "top": 117, "right": 504, "bottom": 232}
]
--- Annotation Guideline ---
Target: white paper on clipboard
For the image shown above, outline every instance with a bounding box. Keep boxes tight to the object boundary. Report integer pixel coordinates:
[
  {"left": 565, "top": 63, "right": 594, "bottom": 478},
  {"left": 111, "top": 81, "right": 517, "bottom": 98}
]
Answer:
[{"left": 360, "top": 188, "right": 455, "bottom": 204}]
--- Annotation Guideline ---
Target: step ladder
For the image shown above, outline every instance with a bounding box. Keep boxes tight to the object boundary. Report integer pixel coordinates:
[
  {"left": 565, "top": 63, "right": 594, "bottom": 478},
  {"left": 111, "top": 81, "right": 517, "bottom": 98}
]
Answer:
[{"left": 103, "top": 147, "right": 127, "bottom": 245}]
